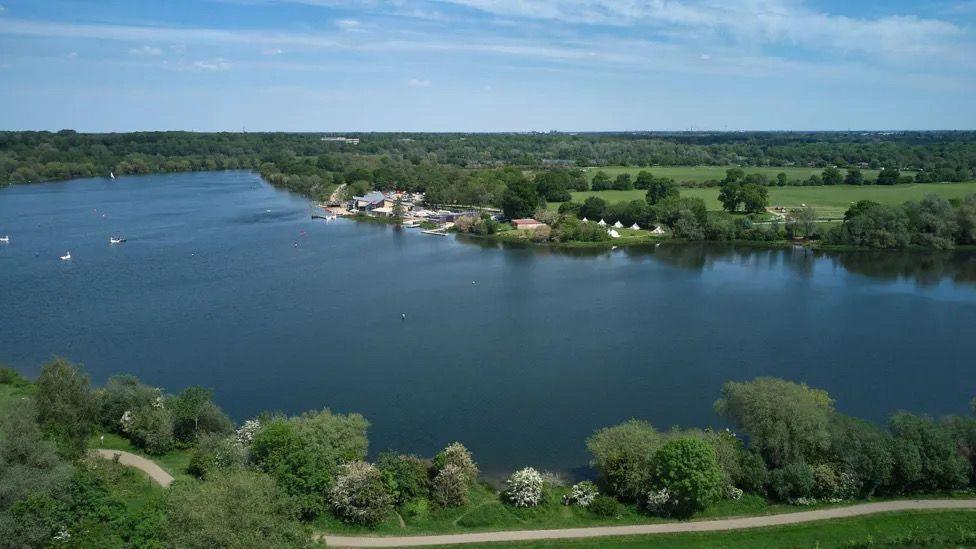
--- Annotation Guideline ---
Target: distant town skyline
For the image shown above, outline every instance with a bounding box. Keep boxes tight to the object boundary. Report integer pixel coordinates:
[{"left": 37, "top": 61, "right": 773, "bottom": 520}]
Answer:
[{"left": 1, "top": 0, "right": 974, "bottom": 132}]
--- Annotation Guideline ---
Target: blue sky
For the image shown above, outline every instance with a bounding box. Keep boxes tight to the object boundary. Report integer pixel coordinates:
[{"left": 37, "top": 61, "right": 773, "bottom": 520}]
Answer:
[{"left": 0, "top": 0, "right": 974, "bottom": 131}]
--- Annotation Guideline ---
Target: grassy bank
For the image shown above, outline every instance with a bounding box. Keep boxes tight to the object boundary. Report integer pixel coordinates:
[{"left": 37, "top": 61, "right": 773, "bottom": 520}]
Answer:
[
  {"left": 91, "top": 432, "right": 195, "bottom": 484},
  {"left": 555, "top": 181, "right": 976, "bottom": 219},
  {"left": 452, "top": 509, "right": 976, "bottom": 548}
]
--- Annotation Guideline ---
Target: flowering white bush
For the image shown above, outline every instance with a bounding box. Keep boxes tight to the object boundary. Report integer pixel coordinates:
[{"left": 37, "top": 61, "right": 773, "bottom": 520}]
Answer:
[
  {"left": 540, "top": 471, "right": 566, "bottom": 487},
  {"left": 433, "top": 442, "right": 479, "bottom": 482},
  {"left": 645, "top": 487, "right": 671, "bottom": 512},
  {"left": 563, "top": 481, "right": 599, "bottom": 507},
  {"left": 507, "top": 467, "right": 544, "bottom": 507},
  {"left": 235, "top": 419, "right": 260, "bottom": 446},
  {"left": 53, "top": 528, "right": 71, "bottom": 542},
  {"left": 119, "top": 410, "right": 134, "bottom": 433},
  {"left": 726, "top": 485, "right": 744, "bottom": 501},
  {"left": 330, "top": 461, "right": 393, "bottom": 526},
  {"left": 432, "top": 464, "right": 468, "bottom": 507},
  {"left": 152, "top": 395, "right": 165, "bottom": 409},
  {"left": 790, "top": 497, "right": 817, "bottom": 506}
]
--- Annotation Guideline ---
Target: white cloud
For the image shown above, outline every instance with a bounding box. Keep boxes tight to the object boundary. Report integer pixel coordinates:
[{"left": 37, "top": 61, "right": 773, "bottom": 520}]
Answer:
[
  {"left": 262, "top": 47, "right": 284, "bottom": 56},
  {"left": 336, "top": 18, "right": 361, "bottom": 31},
  {"left": 130, "top": 45, "right": 163, "bottom": 56},
  {"left": 407, "top": 77, "right": 431, "bottom": 87},
  {"left": 192, "top": 57, "right": 232, "bottom": 71}
]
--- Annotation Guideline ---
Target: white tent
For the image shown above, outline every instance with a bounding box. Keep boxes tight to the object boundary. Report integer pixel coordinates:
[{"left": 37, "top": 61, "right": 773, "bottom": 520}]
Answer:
[
  {"left": 581, "top": 217, "right": 589, "bottom": 223},
  {"left": 613, "top": 221, "right": 624, "bottom": 228},
  {"left": 607, "top": 229, "right": 620, "bottom": 238},
  {"left": 630, "top": 223, "right": 640, "bottom": 230},
  {"left": 597, "top": 219, "right": 607, "bottom": 226},
  {"left": 650, "top": 226, "right": 665, "bottom": 235}
]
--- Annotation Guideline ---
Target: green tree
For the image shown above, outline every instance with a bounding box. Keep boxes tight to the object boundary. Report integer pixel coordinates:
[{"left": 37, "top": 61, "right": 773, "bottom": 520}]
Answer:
[
  {"left": 876, "top": 168, "right": 900, "bottom": 185},
  {"left": 591, "top": 171, "right": 612, "bottom": 191},
  {"left": 828, "top": 414, "right": 894, "bottom": 496},
  {"left": 787, "top": 206, "right": 817, "bottom": 238},
  {"left": 165, "top": 471, "right": 308, "bottom": 548},
  {"left": 580, "top": 196, "right": 608, "bottom": 221},
  {"left": 501, "top": 177, "right": 542, "bottom": 219},
  {"left": 613, "top": 173, "right": 634, "bottom": 190},
  {"left": 740, "top": 183, "right": 769, "bottom": 213},
  {"left": 587, "top": 419, "right": 662, "bottom": 500},
  {"left": 718, "top": 183, "right": 741, "bottom": 212},
  {"left": 715, "top": 377, "right": 834, "bottom": 468},
  {"left": 35, "top": 358, "right": 97, "bottom": 457},
  {"left": 822, "top": 167, "right": 843, "bottom": 185},
  {"left": 249, "top": 419, "right": 334, "bottom": 517},
  {"left": 845, "top": 168, "right": 864, "bottom": 185},
  {"left": 172, "top": 386, "right": 233, "bottom": 444},
  {"left": 723, "top": 168, "right": 745, "bottom": 185},
  {"left": 653, "top": 437, "right": 725, "bottom": 517},
  {"left": 644, "top": 177, "right": 678, "bottom": 205}
]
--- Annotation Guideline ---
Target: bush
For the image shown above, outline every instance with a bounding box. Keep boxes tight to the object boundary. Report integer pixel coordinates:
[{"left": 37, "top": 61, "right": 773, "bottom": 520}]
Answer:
[
  {"left": 735, "top": 450, "right": 769, "bottom": 494},
  {"left": 506, "top": 467, "right": 544, "bottom": 507},
  {"left": 563, "top": 481, "right": 599, "bottom": 507},
  {"left": 127, "top": 403, "right": 175, "bottom": 455},
  {"left": 35, "top": 358, "right": 97, "bottom": 457},
  {"left": 166, "top": 470, "right": 308, "bottom": 548},
  {"left": 652, "top": 437, "right": 725, "bottom": 517},
  {"left": 828, "top": 414, "right": 893, "bottom": 497},
  {"left": 431, "top": 464, "right": 468, "bottom": 507},
  {"left": 433, "top": 442, "right": 479, "bottom": 483},
  {"left": 587, "top": 495, "right": 622, "bottom": 517},
  {"left": 330, "top": 461, "right": 393, "bottom": 526},
  {"left": 377, "top": 452, "right": 430, "bottom": 504},
  {"left": 769, "top": 462, "right": 815, "bottom": 501},
  {"left": 98, "top": 375, "right": 159, "bottom": 432},
  {"left": 187, "top": 434, "right": 245, "bottom": 479},
  {"left": 889, "top": 412, "right": 970, "bottom": 492},
  {"left": 172, "top": 386, "right": 234, "bottom": 445},
  {"left": 587, "top": 419, "right": 662, "bottom": 501},
  {"left": 249, "top": 419, "right": 334, "bottom": 518}
]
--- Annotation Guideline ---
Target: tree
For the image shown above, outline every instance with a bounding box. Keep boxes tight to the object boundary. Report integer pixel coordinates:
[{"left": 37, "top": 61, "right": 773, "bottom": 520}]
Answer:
[
  {"left": 888, "top": 413, "right": 969, "bottom": 492},
  {"left": 740, "top": 183, "right": 769, "bottom": 213},
  {"left": 828, "top": 414, "right": 893, "bottom": 496},
  {"left": 431, "top": 464, "right": 469, "bottom": 507},
  {"left": 249, "top": 419, "right": 334, "bottom": 517},
  {"left": 433, "top": 442, "right": 479, "bottom": 483},
  {"left": 718, "top": 183, "right": 741, "bottom": 212},
  {"left": 166, "top": 471, "right": 308, "bottom": 548},
  {"left": 776, "top": 172, "right": 789, "bottom": 186},
  {"left": 501, "top": 177, "right": 542, "bottom": 219},
  {"left": 644, "top": 177, "right": 678, "bottom": 205},
  {"left": 844, "top": 200, "right": 880, "bottom": 221},
  {"left": 392, "top": 195, "right": 405, "bottom": 223},
  {"left": 35, "top": 358, "right": 97, "bottom": 457},
  {"left": 506, "top": 467, "right": 544, "bottom": 507},
  {"left": 292, "top": 408, "right": 370, "bottom": 466},
  {"left": 377, "top": 452, "right": 430, "bottom": 504},
  {"left": 187, "top": 434, "right": 246, "bottom": 479},
  {"left": 329, "top": 461, "right": 393, "bottom": 525},
  {"left": 822, "top": 167, "right": 843, "bottom": 185},
  {"left": 876, "top": 168, "right": 900, "bottom": 185},
  {"left": 787, "top": 207, "right": 817, "bottom": 238},
  {"left": 722, "top": 168, "right": 745, "bottom": 185},
  {"left": 844, "top": 168, "right": 864, "bottom": 185},
  {"left": 714, "top": 377, "right": 834, "bottom": 468},
  {"left": 98, "top": 374, "right": 158, "bottom": 432},
  {"left": 587, "top": 419, "right": 662, "bottom": 500},
  {"left": 652, "top": 437, "right": 725, "bottom": 517},
  {"left": 769, "top": 462, "right": 815, "bottom": 501},
  {"left": 580, "top": 196, "right": 607, "bottom": 221},
  {"left": 591, "top": 171, "right": 612, "bottom": 191},
  {"left": 612, "top": 173, "right": 633, "bottom": 190},
  {"left": 172, "top": 386, "right": 233, "bottom": 444}
]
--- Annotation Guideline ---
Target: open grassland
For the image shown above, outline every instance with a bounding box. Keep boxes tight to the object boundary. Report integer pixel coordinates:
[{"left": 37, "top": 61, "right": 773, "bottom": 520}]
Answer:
[
  {"left": 556, "top": 181, "right": 976, "bottom": 219},
  {"left": 453, "top": 510, "right": 976, "bottom": 548},
  {"left": 582, "top": 165, "right": 891, "bottom": 183}
]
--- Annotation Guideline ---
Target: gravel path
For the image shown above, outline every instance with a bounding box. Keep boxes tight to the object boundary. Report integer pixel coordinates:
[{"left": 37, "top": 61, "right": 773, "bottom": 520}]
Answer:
[
  {"left": 94, "top": 448, "right": 175, "bottom": 487},
  {"left": 321, "top": 499, "right": 976, "bottom": 548}
]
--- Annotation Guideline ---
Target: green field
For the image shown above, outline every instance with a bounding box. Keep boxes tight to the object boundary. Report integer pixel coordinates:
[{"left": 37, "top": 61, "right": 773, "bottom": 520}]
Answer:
[
  {"left": 582, "top": 165, "right": 890, "bottom": 184},
  {"left": 455, "top": 510, "right": 976, "bottom": 548},
  {"left": 555, "top": 182, "right": 976, "bottom": 219}
]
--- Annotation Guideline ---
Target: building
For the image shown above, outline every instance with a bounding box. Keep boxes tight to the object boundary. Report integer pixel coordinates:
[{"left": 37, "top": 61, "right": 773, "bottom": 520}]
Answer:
[
  {"left": 351, "top": 191, "right": 395, "bottom": 213},
  {"left": 512, "top": 218, "right": 547, "bottom": 230},
  {"left": 321, "top": 136, "right": 360, "bottom": 145}
]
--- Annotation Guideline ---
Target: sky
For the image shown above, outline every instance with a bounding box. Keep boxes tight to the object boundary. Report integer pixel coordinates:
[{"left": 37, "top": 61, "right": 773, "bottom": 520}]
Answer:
[{"left": 0, "top": 0, "right": 974, "bottom": 132}]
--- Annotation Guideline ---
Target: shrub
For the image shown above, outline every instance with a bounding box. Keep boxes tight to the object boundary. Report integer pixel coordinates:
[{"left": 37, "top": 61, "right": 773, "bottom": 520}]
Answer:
[
  {"left": 166, "top": 470, "right": 308, "bottom": 548},
  {"left": 587, "top": 495, "right": 621, "bottom": 517},
  {"left": 587, "top": 419, "right": 662, "bottom": 501},
  {"left": 236, "top": 419, "right": 260, "bottom": 446},
  {"left": 431, "top": 464, "right": 468, "bottom": 507},
  {"left": 530, "top": 225, "right": 551, "bottom": 242},
  {"left": 811, "top": 463, "right": 841, "bottom": 499},
  {"left": 187, "top": 434, "right": 245, "bottom": 479},
  {"left": 652, "top": 437, "right": 725, "bottom": 517},
  {"left": 249, "top": 419, "right": 333, "bottom": 518},
  {"left": 127, "top": 403, "right": 175, "bottom": 455},
  {"left": 35, "top": 358, "right": 98, "bottom": 457},
  {"left": 172, "top": 386, "right": 234, "bottom": 445},
  {"left": 330, "top": 461, "right": 393, "bottom": 526},
  {"left": 506, "top": 467, "right": 544, "bottom": 507},
  {"left": 98, "top": 375, "right": 159, "bottom": 432},
  {"left": 769, "top": 462, "right": 815, "bottom": 501},
  {"left": 828, "top": 414, "right": 893, "bottom": 497},
  {"left": 563, "top": 481, "right": 599, "bottom": 507},
  {"left": 735, "top": 450, "right": 769, "bottom": 494},
  {"left": 889, "top": 413, "right": 970, "bottom": 492},
  {"left": 433, "top": 442, "right": 479, "bottom": 482},
  {"left": 644, "top": 487, "right": 671, "bottom": 513},
  {"left": 377, "top": 452, "right": 431, "bottom": 504}
]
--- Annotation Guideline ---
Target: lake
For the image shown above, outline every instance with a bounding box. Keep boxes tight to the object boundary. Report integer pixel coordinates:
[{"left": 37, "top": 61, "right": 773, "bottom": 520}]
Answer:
[{"left": 2, "top": 171, "right": 976, "bottom": 478}]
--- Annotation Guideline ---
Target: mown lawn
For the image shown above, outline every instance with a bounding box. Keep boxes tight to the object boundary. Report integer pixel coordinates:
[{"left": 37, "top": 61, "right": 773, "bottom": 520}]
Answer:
[
  {"left": 91, "top": 431, "right": 195, "bottom": 483},
  {"left": 555, "top": 181, "right": 976, "bottom": 219},
  {"left": 581, "top": 165, "right": 890, "bottom": 184},
  {"left": 0, "top": 381, "right": 34, "bottom": 415},
  {"left": 452, "top": 509, "right": 976, "bottom": 548}
]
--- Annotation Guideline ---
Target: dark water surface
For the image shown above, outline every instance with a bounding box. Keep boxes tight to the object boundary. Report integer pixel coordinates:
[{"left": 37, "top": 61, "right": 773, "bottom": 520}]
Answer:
[{"left": 3, "top": 171, "right": 976, "bottom": 476}]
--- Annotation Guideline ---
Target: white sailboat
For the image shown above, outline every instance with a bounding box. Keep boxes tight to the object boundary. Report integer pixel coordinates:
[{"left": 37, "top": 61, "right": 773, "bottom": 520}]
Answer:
[
  {"left": 60, "top": 251, "right": 71, "bottom": 261},
  {"left": 110, "top": 172, "right": 116, "bottom": 180},
  {"left": 109, "top": 237, "right": 126, "bottom": 244},
  {"left": 0, "top": 236, "right": 9, "bottom": 243}
]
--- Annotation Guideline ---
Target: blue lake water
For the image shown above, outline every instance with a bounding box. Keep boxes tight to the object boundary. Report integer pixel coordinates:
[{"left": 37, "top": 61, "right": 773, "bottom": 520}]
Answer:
[{"left": 2, "top": 171, "right": 976, "bottom": 477}]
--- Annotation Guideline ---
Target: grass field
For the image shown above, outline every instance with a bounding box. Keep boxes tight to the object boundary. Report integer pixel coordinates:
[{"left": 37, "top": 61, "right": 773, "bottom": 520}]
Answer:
[
  {"left": 555, "top": 182, "right": 976, "bottom": 219},
  {"left": 582, "top": 165, "right": 891, "bottom": 184},
  {"left": 454, "top": 509, "right": 976, "bottom": 548},
  {"left": 91, "top": 431, "right": 195, "bottom": 483}
]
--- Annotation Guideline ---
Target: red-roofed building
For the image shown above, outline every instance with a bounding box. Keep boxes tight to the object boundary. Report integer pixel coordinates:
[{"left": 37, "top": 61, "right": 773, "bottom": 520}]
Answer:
[{"left": 512, "top": 218, "right": 546, "bottom": 230}]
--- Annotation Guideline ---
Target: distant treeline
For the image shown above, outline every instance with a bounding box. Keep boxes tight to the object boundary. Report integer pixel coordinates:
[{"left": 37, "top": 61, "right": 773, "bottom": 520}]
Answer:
[{"left": 2, "top": 131, "right": 975, "bottom": 203}]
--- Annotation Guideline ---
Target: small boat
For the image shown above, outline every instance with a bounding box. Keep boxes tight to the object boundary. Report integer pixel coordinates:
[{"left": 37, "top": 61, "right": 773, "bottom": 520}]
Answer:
[
  {"left": 0, "top": 236, "right": 9, "bottom": 243},
  {"left": 60, "top": 252, "right": 71, "bottom": 261},
  {"left": 110, "top": 172, "right": 115, "bottom": 180},
  {"left": 109, "top": 237, "right": 126, "bottom": 244}
]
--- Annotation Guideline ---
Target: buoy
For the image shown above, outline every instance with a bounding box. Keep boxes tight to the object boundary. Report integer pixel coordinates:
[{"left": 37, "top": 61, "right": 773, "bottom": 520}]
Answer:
[
  {"left": 472, "top": 281, "right": 476, "bottom": 284},
  {"left": 401, "top": 313, "right": 406, "bottom": 320}
]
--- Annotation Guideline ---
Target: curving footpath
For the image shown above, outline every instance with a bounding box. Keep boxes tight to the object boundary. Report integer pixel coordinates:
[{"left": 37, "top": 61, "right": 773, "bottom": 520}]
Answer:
[
  {"left": 94, "top": 449, "right": 175, "bottom": 487},
  {"left": 321, "top": 499, "right": 976, "bottom": 548}
]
